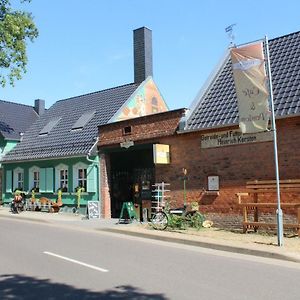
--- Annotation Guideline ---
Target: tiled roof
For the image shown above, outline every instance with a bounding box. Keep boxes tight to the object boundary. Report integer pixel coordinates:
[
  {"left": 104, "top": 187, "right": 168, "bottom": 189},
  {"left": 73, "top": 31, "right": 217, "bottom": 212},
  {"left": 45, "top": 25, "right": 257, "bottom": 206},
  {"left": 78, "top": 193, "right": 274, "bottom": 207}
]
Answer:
[
  {"left": 0, "top": 100, "right": 39, "bottom": 141},
  {"left": 186, "top": 31, "right": 300, "bottom": 130},
  {"left": 3, "top": 83, "right": 139, "bottom": 162}
]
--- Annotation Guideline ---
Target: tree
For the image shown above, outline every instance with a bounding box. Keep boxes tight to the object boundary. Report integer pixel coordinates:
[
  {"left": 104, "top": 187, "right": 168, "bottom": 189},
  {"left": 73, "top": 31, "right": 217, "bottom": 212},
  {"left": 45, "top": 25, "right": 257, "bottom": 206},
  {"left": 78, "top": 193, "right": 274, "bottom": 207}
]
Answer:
[{"left": 0, "top": 0, "right": 38, "bottom": 87}]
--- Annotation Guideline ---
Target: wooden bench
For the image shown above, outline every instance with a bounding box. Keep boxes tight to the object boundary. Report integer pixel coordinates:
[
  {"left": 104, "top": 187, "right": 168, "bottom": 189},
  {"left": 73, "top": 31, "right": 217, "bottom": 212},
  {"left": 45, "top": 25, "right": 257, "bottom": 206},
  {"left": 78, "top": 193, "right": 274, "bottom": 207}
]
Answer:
[{"left": 236, "top": 179, "right": 300, "bottom": 235}]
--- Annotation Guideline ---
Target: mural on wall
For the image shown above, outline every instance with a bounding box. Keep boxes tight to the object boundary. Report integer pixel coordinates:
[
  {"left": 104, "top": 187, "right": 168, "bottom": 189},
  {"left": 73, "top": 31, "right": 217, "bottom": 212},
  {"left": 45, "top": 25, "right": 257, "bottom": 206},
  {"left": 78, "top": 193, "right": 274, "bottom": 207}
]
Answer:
[{"left": 112, "top": 77, "right": 168, "bottom": 122}]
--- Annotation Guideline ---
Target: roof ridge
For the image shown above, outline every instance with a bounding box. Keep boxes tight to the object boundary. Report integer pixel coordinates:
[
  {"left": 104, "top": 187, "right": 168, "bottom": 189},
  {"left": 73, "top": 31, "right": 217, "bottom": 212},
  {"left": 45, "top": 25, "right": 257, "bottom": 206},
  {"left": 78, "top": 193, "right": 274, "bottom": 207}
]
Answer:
[
  {"left": 0, "top": 99, "right": 34, "bottom": 109},
  {"left": 56, "top": 82, "right": 138, "bottom": 103},
  {"left": 270, "top": 30, "right": 300, "bottom": 42}
]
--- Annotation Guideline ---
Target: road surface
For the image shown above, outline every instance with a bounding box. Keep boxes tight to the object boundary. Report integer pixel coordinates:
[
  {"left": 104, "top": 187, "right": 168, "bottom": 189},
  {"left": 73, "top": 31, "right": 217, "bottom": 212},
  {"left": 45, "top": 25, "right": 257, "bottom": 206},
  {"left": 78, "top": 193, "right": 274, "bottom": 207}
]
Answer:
[{"left": 0, "top": 218, "right": 299, "bottom": 299}]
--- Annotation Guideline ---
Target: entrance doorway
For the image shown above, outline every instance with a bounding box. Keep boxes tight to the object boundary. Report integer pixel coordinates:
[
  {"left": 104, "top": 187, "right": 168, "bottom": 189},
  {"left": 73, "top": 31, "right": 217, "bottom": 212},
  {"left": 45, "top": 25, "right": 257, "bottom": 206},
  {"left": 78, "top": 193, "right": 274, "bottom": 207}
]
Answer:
[{"left": 109, "top": 146, "right": 155, "bottom": 218}]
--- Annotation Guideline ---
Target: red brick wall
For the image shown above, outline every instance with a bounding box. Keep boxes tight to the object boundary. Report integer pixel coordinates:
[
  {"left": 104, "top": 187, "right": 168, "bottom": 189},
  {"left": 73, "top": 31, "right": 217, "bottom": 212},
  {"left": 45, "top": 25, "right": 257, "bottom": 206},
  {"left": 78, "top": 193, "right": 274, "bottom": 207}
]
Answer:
[
  {"left": 98, "top": 115, "right": 300, "bottom": 227},
  {"left": 155, "top": 117, "right": 300, "bottom": 221},
  {"left": 98, "top": 109, "right": 184, "bottom": 147},
  {"left": 100, "top": 153, "right": 111, "bottom": 218}
]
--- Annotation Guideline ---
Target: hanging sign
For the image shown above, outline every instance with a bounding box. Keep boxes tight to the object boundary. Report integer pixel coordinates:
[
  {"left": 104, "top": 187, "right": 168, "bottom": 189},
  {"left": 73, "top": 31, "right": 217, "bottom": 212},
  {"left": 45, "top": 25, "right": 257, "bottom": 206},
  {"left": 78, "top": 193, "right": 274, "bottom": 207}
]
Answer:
[
  {"left": 230, "top": 42, "right": 271, "bottom": 133},
  {"left": 120, "top": 140, "right": 134, "bottom": 148},
  {"left": 153, "top": 144, "right": 170, "bottom": 164}
]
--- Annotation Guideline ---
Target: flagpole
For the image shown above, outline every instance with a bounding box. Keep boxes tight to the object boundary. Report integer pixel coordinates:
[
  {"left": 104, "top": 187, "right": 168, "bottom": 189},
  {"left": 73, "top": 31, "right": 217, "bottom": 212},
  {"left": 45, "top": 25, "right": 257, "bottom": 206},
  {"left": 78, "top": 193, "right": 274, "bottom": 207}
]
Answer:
[{"left": 265, "top": 35, "right": 284, "bottom": 246}]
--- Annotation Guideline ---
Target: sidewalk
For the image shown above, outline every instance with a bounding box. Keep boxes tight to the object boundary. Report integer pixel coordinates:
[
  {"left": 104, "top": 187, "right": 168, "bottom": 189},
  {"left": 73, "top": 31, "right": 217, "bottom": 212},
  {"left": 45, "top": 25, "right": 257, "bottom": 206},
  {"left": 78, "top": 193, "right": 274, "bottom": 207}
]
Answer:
[{"left": 1, "top": 206, "right": 300, "bottom": 263}]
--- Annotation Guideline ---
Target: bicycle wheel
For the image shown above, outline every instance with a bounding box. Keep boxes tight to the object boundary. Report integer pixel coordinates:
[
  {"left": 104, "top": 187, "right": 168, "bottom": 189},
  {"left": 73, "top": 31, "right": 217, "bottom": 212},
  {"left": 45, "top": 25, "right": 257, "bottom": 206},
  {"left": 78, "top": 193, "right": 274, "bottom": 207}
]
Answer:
[
  {"left": 151, "top": 211, "right": 168, "bottom": 230},
  {"left": 185, "top": 211, "right": 205, "bottom": 229}
]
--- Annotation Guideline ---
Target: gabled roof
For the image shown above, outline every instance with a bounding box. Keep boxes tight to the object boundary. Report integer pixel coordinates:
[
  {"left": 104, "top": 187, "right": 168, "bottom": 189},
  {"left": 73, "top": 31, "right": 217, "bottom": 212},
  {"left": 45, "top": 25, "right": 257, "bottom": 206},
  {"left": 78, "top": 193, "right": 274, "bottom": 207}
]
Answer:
[
  {"left": 186, "top": 30, "right": 300, "bottom": 131},
  {"left": 0, "top": 100, "right": 39, "bottom": 141},
  {"left": 3, "top": 83, "right": 139, "bottom": 162}
]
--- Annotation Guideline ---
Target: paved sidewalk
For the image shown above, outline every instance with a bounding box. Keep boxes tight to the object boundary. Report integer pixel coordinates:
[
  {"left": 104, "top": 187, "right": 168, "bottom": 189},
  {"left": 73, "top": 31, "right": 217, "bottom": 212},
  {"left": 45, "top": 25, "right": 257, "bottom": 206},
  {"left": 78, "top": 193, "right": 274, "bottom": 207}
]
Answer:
[{"left": 1, "top": 206, "right": 300, "bottom": 263}]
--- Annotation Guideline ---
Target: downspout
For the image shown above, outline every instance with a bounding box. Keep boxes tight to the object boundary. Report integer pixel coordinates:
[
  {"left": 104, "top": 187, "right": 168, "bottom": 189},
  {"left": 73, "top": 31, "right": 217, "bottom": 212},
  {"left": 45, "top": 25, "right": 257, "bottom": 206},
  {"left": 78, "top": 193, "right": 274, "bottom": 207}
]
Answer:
[{"left": 86, "top": 137, "right": 99, "bottom": 163}]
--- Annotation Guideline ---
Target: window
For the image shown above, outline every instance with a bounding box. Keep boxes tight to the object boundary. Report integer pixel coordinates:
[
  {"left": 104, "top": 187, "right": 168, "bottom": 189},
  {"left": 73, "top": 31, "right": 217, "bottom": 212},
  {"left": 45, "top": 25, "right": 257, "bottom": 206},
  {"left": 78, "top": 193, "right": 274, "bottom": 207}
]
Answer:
[
  {"left": 39, "top": 118, "right": 61, "bottom": 136},
  {"left": 13, "top": 167, "right": 24, "bottom": 190},
  {"left": 72, "top": 110, "right": 96, "bottom": 131},
  {"left": 33, "top": 171, "right": 40, "bottom": 189},
  {"left": 123, "top": 126, "right": 132, "bottom": 135},
  {"left": 60, "top": 169, "right": 68, "bottom": 191},
  {"left": 73, "top": 162, "right": 97, "bottom": 192},
  {"left": 77, "top": 168, "right": 87, "bottom": 190},
  {"left": 29, "top": 166, "right": 40, "bottom": 191},
  {"left": 55, "top": 164, "right": 69, "bottom": 192},
  {"left": 73, "top": 163, "right": 88, "bottom": 191},
  {"left": 17, "top": 172, "right": 23, "bottom": 189}
]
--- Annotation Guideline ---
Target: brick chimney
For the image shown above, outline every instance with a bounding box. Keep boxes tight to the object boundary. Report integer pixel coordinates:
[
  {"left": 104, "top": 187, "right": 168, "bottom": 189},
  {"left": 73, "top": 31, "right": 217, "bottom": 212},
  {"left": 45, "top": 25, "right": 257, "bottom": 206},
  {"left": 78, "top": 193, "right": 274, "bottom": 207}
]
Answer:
[
  {"left": 34, "top": 99, "right": 45, "bottom": 115},
  {"left": 134, "top": 27, "right": 153, "bottom": 84}
]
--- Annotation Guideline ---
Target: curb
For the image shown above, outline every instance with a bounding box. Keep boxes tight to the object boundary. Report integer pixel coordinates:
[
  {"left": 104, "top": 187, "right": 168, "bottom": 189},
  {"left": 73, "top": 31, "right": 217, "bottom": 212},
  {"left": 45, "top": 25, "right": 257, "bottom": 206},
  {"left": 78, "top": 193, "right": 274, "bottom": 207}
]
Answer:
[{"left": 101, "top": 228, "right": 300, "bottom": 263}]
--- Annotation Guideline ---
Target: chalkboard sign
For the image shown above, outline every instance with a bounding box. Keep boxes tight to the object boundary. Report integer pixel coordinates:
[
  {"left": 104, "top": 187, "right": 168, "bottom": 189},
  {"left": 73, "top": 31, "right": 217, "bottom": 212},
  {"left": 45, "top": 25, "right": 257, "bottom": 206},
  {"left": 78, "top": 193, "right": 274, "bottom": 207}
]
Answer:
[{"left": 87, "top": 201, "right": 100, "bottom": 219}]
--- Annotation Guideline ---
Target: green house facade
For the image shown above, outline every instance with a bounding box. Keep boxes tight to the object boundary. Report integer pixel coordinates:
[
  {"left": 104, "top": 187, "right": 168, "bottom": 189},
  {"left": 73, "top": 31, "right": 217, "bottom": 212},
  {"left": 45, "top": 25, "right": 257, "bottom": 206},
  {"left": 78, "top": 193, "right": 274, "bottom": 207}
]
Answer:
[
  {"left": 0, "top": 99, "right": 42, "bottom": 203},
  {"left": 2, "top": 156, "right": 98, "bottom": 208}
]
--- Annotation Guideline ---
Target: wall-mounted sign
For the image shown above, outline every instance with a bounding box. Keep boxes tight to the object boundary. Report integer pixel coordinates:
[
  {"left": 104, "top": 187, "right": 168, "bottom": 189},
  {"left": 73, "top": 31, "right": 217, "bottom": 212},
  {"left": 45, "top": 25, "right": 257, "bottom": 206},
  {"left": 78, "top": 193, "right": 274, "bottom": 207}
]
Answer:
[
  {"left": 120, "top": 140, "right": 134, "bottom": 149},
  {"left": 153, "top": 144, "right": 170, "bottom": 164},
  {"left": 201, "top": 129, "right": 273, "bottom": 149},
  {"left": 208, "top": 176, "right": 219, "bottom": 191}
]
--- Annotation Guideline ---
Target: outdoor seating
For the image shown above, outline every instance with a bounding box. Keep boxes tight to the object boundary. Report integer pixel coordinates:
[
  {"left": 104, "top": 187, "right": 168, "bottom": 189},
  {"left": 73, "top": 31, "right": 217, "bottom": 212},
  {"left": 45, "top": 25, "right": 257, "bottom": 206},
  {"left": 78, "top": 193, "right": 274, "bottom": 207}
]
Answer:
[{"left": 236, "top": 179, "right": 300, "bottom": 235}]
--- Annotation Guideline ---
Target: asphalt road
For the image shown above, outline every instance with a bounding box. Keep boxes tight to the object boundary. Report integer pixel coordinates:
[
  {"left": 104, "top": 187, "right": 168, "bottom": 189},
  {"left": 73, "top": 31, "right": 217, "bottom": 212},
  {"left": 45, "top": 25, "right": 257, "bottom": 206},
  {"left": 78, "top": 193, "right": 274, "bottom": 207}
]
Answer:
[{"left": 1, "top": 218, "right": 300, "bottom": 300}]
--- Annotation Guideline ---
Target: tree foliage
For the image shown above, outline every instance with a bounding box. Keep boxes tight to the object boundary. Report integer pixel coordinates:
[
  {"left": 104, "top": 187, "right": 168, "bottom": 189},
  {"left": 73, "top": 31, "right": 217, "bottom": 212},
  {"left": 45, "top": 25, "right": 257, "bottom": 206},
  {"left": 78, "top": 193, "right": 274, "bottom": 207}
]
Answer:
[{"left": 0, "top": 0, "right": 38, "bottom": 87}]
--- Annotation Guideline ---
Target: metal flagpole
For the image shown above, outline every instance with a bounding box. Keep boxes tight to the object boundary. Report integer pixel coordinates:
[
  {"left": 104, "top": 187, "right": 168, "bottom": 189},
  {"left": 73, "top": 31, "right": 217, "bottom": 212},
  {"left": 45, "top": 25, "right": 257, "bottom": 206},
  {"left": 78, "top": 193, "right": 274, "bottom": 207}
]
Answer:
[{"left": 265, "top": 35, "right": 284, "bottom": 246}]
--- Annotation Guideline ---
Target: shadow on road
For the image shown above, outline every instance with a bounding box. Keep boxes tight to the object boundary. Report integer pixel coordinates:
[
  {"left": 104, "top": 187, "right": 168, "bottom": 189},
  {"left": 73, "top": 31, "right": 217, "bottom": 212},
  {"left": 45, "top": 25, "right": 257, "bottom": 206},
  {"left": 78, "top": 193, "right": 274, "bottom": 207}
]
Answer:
[{"left": 0, "top": 274, "right": 168, "bottom": 299}]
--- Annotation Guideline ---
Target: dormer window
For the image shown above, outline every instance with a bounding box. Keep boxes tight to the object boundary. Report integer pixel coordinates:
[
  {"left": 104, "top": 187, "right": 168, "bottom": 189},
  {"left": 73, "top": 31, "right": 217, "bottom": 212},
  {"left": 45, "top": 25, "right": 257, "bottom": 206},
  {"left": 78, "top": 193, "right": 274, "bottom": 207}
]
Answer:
[
  {"left": 123, "top": 126, "right": 132, "bottom": 135},
  {"left": 72, "top": 110, "right": 96, "bottom": 131},
  {"left": 39, "top": 118, "right": 61, "bottom": 136}
]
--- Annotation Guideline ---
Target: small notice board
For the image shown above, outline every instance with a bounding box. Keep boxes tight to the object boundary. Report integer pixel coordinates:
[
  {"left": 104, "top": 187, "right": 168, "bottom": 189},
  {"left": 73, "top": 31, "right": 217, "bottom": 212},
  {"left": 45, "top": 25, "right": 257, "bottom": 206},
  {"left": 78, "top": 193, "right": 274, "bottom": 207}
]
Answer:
[
  {"left": 87, "top": 201, "right": 100, "bottom": 219},
  {"left": 119, "top": 202, "right": 137, "bottom": 223}
]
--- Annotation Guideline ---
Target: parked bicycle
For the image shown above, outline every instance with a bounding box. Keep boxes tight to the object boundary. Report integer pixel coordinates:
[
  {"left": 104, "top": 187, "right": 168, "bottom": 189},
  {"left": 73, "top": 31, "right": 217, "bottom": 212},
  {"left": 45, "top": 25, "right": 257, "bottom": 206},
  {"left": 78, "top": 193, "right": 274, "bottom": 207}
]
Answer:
[{"left": 151, "top": 202, "right": 205, "bottom": 230}]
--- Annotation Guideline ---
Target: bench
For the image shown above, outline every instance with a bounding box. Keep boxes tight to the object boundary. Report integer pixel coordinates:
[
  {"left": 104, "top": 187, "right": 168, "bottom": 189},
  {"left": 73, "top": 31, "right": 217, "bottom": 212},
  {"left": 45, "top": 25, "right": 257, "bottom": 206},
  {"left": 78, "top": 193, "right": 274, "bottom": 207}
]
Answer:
[{"left": 236, "top": 179, "right": 300, "bottom": 235}]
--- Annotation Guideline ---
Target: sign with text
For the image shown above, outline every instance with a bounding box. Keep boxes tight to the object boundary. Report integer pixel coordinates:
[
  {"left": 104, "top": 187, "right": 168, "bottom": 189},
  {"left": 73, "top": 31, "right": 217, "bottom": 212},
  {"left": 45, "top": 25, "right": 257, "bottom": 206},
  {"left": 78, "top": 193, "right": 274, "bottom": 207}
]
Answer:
[
  {"left": 208, "top": 176, "right": 219, "bottom": 191},
  {"left": 153, "top": 144, "right": 170, "bottom": 164},
  {"left": 201, "top": 129, "right": 273, "bottom": 148},
  {"left": 230, "top": 42, "right": 271, "bottom": 133}
]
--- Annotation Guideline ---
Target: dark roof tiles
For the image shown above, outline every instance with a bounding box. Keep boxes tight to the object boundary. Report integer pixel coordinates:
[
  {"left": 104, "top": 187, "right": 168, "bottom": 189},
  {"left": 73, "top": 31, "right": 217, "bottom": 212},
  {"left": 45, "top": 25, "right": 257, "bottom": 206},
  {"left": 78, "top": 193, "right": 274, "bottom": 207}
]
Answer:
[
  {"left": 3, "top": 83, "right": 139, "bottom": 161},
  {"left": 186, "top": 31, "right": 300, "bottom": 130},
  {"left": 0, "top": 100, "right": 39, "bottom": 140}
]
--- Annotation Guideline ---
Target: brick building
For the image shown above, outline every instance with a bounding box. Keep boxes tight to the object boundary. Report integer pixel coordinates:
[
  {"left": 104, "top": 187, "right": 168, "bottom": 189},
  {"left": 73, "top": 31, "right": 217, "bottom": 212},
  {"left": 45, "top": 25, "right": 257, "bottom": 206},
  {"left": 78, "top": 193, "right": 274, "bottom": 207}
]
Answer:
[{"left": 97, "top": 30, "right": 300, "bottom": 228}]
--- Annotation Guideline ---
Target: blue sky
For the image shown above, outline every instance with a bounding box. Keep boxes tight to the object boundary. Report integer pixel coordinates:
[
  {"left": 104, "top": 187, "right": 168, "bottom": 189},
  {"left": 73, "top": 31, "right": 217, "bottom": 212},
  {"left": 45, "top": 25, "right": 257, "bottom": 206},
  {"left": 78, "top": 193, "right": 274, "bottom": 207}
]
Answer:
[{"left": 1, "top": 0, "right": 300, "bottom": 110}]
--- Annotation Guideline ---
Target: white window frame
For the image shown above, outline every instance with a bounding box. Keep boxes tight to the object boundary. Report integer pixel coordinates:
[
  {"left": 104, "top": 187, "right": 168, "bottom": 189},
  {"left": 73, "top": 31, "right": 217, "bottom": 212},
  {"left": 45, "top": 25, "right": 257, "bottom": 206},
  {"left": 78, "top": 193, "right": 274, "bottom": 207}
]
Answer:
[
  {"left": 29, "top": 166, "right": 40, "bottom": 191},
  {"left": 73, "top": 162, "right": 87, "bottom": 191},
  {"left": 13, "top": 167, "right": 24, "bottom": 191},
  {"left": 55, "top": 164, "right": 69, "bottom": 192}
]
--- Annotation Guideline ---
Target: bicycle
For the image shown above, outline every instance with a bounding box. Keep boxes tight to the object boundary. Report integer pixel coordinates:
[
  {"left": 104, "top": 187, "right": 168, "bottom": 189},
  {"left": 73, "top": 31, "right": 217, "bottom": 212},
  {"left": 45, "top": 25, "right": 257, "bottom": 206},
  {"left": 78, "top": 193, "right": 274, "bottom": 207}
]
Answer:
[{"left": 151, "top": 203, "right": 205, "bottom": 230}]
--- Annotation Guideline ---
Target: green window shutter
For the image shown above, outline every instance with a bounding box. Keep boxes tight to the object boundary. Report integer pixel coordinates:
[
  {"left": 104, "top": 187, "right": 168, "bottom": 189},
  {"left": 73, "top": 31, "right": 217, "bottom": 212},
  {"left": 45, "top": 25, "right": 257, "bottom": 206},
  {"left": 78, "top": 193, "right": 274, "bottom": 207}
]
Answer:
[
  {"left": 87, "top": 165, "right": 97, "bottom": 193},
  {"left": 39, "top": 168, "right": 46, "bottom": 192},
  {"left": 29, "top": 170, "right": 33, "bottom": 191},
  {"left": 46, "top": 168, "right": 54, "bottom": 192},
  {"left": 6, "top": 170, "right": 12, "bottom": 192}
]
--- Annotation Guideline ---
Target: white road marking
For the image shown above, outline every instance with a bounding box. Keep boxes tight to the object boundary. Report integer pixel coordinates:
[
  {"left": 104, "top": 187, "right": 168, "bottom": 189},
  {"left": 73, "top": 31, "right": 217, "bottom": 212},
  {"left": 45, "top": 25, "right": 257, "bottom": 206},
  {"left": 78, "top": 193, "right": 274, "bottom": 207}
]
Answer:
[{"left": 43, "top": 251, "right": 109, "bottom": 272}]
